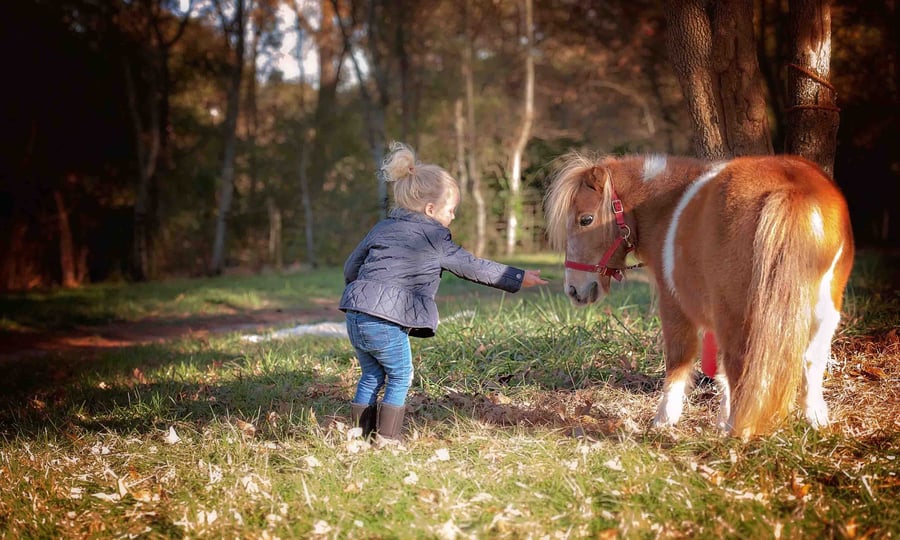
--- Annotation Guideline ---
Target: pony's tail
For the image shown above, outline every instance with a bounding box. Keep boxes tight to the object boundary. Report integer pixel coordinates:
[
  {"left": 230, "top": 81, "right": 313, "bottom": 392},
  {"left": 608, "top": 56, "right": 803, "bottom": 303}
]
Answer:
[{"left": 730, "top": 191, "right": 816, "bottom": 438}]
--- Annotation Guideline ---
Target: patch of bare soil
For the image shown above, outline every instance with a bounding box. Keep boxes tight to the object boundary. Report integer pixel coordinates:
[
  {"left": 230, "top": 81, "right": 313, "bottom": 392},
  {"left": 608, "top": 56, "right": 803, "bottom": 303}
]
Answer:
[{"left": 0, "top": 307, "right": 344, "bottom": 362}]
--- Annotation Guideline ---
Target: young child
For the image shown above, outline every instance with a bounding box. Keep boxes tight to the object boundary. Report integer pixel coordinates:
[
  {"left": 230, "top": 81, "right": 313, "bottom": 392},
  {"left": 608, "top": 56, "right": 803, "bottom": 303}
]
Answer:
[{"left": 340, "top": 142, "right": 548, "bottom": 444}]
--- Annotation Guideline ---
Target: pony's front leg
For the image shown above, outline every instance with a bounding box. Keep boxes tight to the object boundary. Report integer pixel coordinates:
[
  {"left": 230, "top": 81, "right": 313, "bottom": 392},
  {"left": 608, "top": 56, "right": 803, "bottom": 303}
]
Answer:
[{"left": 653, "top": 300, "right": 699, "bottom": 428}]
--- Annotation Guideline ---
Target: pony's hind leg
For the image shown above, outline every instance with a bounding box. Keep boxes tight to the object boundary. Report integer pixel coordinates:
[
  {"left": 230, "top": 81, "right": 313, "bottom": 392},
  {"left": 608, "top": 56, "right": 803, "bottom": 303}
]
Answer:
[
  {"left": 802, "top": 286, "right": 842, "bottom": 429},
  {"left": 715, "top": 371, "right": 731, "bottom": 431},
  {"left": 653, "top": 301, "right": 699, "bottom": 428}
]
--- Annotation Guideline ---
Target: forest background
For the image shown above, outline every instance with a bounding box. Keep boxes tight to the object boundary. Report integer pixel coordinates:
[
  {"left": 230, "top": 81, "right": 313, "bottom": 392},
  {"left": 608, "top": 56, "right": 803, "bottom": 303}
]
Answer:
[{"left": 1, "top": 0, "right": 898, "bottom": 291}]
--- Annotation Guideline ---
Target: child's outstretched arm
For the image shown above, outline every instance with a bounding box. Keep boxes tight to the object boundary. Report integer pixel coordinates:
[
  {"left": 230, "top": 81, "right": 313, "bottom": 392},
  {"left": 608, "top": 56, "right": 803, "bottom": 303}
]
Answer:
[
  {"left": 521, "top": 269, "right": 549, "bottom": 288},
  {"left": 438, "top": 230, "right": 549, "bottom": 293}
]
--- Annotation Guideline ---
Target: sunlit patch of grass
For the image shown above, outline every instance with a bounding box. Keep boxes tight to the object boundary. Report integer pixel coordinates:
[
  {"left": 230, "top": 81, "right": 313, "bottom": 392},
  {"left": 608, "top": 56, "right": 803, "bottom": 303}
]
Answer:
[
  {"left": 0, "top": 267, "right": 345, "bottom": 332},
  {"left": 0, "top": 252, "right": 897, "bottom": 537}
]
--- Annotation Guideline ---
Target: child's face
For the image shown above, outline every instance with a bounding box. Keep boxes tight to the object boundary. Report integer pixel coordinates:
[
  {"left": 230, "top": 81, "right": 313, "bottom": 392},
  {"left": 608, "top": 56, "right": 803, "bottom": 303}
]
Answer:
[{"left": 427, "top": 189, "right": 459, "bottom": 227}]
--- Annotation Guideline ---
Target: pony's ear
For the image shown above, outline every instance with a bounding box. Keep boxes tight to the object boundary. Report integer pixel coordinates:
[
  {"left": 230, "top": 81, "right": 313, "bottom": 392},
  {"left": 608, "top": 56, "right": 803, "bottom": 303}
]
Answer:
[{"left": 584, "top": 166, "right": 609, "bottom": 192}]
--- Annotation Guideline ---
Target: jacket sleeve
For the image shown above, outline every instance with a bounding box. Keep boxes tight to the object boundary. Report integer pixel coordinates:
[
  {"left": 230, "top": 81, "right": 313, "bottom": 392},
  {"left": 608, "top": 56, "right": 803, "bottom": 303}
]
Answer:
[
  {"left": 439, "top": 230, "right": 524, "bottom": 292},
  {"left": 343, "top": 238, "right": 369, "bottom": 284}
]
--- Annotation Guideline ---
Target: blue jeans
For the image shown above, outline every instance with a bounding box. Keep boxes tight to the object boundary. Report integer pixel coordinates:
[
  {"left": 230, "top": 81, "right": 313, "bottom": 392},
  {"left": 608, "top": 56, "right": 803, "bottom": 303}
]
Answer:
[{"left": 345, "top": 311, "right": 413, "bottom": 407}]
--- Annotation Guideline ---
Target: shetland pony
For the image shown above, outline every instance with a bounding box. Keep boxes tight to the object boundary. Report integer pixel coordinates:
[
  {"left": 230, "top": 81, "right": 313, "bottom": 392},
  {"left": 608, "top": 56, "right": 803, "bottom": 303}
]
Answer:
[{"left": 544, "top": 154, "right": 854, "bottom": 438}]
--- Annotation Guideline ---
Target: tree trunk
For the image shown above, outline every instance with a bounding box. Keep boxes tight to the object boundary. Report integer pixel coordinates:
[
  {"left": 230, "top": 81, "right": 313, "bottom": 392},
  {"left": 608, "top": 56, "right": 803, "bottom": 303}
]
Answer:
[
  {"left": 123, "top": 60, "right": 160, "bottom": 282},
  {"left": 506, "top": 0, "right": 534, "bottom": 256},
  {"left": 785, "top": 0, "right": 839, "bottom": 176},
  {"left": 711, "top": 0, "right": 773, "bottom": 156},
  {"left": 246, "top": 21, "right": 261, "bottom": 207},
  {"left": 54, "top": 190, "right": 78, "bottom": 288},
  {"left": 299, "top": 128, "right": 316, "bottom": 268},
  {"left": 667, "top": 0, "right": 772, "bottom": 158},
  {"left": 333, "top": 0, "right": 390, "bottom": 218},
  {"left": 666, "top": 0, "right": 725, "bottom": 159},
  {"left": 267, "top": 195, "right": 282, "bottom": 269},
  {"left": 463, "top": 0, "right": 486, "bottom": 257},
  {"left": 454, "top": 98, "right": 469, "bottom": 199},
  {"left": 119, "top": 0, "right": 192, "bottom": 281},
  {"left": 210, "top": 0, "right": 247, "bottom": 275}
]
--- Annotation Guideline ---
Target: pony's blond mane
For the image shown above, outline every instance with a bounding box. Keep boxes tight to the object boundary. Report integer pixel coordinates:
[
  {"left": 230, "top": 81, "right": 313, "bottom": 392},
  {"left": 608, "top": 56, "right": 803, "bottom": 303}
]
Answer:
[{"left": 544, "top": 152, "right": 602, "bottom": 250}]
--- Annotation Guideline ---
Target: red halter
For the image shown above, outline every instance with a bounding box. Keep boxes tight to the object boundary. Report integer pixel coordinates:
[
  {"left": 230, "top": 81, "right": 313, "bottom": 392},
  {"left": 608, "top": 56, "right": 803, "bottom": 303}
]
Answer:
[{"left": 564, "top": 188, "right": 642, "bottom": 282}]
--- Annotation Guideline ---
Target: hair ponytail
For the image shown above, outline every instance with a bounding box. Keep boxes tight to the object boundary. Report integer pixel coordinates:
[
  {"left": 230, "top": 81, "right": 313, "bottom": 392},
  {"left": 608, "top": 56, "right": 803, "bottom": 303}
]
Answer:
[{"left": 381, "top": 142, "right": 458, "bottom": 212}]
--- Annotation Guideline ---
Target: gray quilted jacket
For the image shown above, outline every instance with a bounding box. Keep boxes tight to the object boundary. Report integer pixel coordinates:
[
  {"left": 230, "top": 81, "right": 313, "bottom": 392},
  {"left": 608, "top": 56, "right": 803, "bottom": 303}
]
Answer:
[{"left": 339, "top": 208, "right": 525, "bottom": 337}]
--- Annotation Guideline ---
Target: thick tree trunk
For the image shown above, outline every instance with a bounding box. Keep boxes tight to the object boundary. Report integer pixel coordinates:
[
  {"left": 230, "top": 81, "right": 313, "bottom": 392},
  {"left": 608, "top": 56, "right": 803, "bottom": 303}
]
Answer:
[
  {"left": 666, "top": 0, "right": 725, "bottom": 159},
  {"left": 785, "top": 0, "right": 839, "bottom": 177},
  {"left": 710, "top": 0, "right": 773, "bottom": 156},
  {"left": 666, "top": 0, "right": 772, "bottom": 159},
  {"left": 506, "top": 0, "right": 534, "bottom": 256}
]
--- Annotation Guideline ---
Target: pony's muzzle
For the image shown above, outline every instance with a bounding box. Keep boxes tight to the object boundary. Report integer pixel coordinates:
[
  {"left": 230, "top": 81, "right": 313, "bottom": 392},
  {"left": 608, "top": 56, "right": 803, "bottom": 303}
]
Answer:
[{"left": 567, "top": 281, "right": 599, "bottom": 305}]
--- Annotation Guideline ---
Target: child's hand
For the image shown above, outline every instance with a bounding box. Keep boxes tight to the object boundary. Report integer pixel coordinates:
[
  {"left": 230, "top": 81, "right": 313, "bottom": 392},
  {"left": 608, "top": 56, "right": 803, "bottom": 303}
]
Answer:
[{"left": 521, "top": 269, "right": 549, "bottom": 288}]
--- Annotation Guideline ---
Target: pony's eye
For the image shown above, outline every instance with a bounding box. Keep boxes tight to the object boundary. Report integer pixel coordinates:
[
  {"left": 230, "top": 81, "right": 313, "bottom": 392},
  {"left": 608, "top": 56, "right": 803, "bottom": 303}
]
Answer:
[{"left": 579, "top": 215, "right": 594, "bottom": 227}]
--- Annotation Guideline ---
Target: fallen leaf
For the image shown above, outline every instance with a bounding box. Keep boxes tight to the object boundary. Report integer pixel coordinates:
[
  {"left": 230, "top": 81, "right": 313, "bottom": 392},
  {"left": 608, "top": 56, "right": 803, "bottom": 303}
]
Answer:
[
  {"left": 132, "top": 368, "right": 148, "bottom": 385},
  {"left": 435, "top": 519, "right": 462, "bottom": 540},
  {"left": 91, "top": 492, "right": 121, "bottom": 502},
  {"left": 791, "top": 471, "right": 810, "bottom": 499},
  {"left": 597, "top": 529, "right": 618, "bottom": 540},
  {"left": 164, "top": 426, "right": 181, "bottom": 445},
  {"left": 860, "top": 365, "right": 887, "bottom": 381},
  {"left": 234, "top": 419, "right": 256, "bottom": 437},
  {"left": 347, "top": 439, "right": 369, "bottom": 454},
  {"left": 117, "top": 477, "right": 129, "bottom": 497},
  {"left": 312, "top": 520, "right": 332, "bottom": 535}
]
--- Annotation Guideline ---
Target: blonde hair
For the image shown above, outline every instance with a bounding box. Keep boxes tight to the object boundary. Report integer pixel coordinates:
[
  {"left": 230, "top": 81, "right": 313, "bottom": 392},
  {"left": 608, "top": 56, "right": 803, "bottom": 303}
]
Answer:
[{"left": 381, "top": 142, "right": 458, "bottom": 211}]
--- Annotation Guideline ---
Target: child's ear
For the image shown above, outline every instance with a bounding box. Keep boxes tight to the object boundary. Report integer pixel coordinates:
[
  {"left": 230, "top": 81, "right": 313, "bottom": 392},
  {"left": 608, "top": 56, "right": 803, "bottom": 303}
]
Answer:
[{"left": 424, "top": 202, "right": 435, "bottom": 217}]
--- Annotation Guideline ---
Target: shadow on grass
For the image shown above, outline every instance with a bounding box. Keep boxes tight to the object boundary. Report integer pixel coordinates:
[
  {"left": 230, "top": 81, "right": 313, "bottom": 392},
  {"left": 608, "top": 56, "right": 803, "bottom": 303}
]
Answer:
[
  {"left": 0, "top": 333, "right": 679, "bottom": 444},
  {"left": 0, "top": 335, "right": 351, "bottom": 439}
]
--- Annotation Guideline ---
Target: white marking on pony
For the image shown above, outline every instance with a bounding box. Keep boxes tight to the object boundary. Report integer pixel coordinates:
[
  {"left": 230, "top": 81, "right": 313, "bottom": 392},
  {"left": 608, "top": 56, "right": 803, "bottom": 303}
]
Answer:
[
  {"left": 662, "top": 162, "right": 728, "bottom": 295},
  {"left": 715, "top": 372, "right": 732, "bottom": 432},
  {"left": 810, "top": 207, "right": 825, "bottom": 242},
  {"left": 642, "top": 154, "right": 667, "bottom": 182},
  {"left": 802, "top": 244, "right": 844, "bottom": 428},
  {"left": 653, "top": 379, "right": 687, "bottom": 426}
]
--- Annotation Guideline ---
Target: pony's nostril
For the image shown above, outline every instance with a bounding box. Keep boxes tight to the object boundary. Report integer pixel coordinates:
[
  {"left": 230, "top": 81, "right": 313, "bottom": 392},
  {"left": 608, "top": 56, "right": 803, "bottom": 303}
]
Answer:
[
  {"left": 589, "top": 282, "right": 599, "bottom": 301},
  {"left": 567, "top": 285, "right": 578, "bottom": 299}
]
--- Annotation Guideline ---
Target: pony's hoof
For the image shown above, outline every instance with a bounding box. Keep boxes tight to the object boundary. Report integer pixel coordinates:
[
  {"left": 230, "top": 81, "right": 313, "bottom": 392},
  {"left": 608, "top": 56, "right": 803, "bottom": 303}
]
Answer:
[
  {"left": 651, "top": 414, "right": 677, "bottom": 429},
  {"left": 805, "top": 407, "right": 830, "bottom": 429}
]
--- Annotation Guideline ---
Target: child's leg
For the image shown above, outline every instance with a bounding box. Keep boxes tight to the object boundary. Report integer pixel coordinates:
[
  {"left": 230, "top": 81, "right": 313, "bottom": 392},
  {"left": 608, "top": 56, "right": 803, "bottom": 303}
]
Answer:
[
  {"left": 379, "top": 332, "right": 413, "bottom": 406},
  {"left": 352, "top": 348, "right": 386, "bottom": 406},
  {"left": 376, "top": 331, "right": 412, "bottom": 442},
  {"left": 346, "top": 311, "right": 386, "bottom": 406}
]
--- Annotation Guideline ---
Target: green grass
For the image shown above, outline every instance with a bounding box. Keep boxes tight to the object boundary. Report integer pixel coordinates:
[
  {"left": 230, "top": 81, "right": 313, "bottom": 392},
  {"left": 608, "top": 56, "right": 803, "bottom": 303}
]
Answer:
[
  {"left": 0, "top": 269, "right": 344, "bottom": 331},
  {"left": 0, "top": 252, "right": 897, "bottom": 538}
]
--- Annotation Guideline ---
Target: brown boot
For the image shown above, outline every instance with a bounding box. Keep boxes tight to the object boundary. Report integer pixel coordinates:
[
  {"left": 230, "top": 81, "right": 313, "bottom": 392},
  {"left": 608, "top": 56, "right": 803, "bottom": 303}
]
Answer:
[
  {"left": 350, "top": 403, "right": 377, "bottom": 438},
  {"left": 376, "top": 403, "right": 406, "bottom": 442}
]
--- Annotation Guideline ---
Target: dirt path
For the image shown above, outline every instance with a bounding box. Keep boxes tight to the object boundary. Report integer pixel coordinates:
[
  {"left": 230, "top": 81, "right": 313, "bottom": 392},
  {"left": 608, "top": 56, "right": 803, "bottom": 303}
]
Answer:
[{"left": 0, "top": 307, "right": 344, "bottom": 362}]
